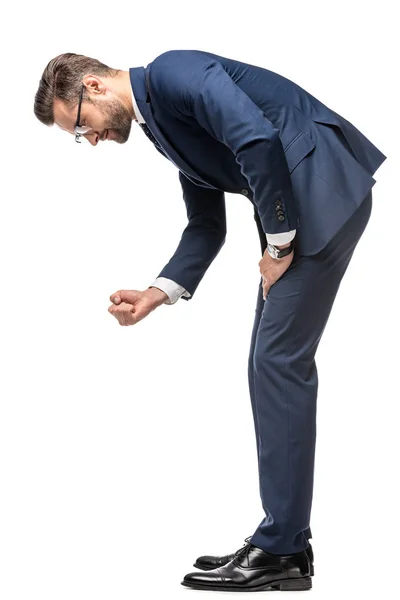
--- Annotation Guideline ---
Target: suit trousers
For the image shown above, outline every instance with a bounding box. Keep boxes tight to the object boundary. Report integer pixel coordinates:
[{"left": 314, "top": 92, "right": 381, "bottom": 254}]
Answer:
[{"left": 248, "top": 189, "right": 373, "bottom": 555}]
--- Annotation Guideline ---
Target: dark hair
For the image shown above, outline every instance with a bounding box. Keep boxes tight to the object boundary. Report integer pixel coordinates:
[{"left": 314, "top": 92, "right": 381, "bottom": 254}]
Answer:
[{"left": 34, "top": 52, "right": 120, "bottom": 126}]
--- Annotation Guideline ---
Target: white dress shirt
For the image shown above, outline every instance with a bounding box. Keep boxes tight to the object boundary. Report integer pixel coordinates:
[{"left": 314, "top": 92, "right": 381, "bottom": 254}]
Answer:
[{"left": 130, "top": 83, "right": 296, "bottom": 305}]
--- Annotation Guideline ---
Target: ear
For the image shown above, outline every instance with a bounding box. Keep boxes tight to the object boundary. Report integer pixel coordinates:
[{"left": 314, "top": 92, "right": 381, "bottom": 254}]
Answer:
[{"left": 82, "top": 75, "right": 107, "bottom": 96}]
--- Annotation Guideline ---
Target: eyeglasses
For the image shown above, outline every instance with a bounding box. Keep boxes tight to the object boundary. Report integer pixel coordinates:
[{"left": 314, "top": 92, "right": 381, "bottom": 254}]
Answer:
[{"left": 74, "top": 84, "right": 93, "bottom": 143}]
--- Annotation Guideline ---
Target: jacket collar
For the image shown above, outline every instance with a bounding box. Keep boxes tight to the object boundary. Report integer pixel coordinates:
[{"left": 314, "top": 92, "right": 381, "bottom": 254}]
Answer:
[{"left": 129, "top": 65, "right": 214, "bottom": 188}]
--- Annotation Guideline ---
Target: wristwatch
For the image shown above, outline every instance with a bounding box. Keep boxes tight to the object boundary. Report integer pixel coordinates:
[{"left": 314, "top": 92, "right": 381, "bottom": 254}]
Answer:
[{"left": 267, "top": 239, "right": 294, "bottom": 259}]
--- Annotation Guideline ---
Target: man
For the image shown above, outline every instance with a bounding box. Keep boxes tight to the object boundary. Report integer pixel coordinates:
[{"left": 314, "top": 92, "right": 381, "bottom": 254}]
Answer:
[{"left": 34, "top": 49, "right": 386, "bottom": 592}]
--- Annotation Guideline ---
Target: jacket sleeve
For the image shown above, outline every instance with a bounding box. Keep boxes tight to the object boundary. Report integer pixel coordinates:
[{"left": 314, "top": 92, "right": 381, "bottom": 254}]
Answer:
[
  {"left": 151, "top": 50, "right": 298, "bottom": 236},
  {"left": 155, "top": 171, "right": 227, "bottom": 300}
]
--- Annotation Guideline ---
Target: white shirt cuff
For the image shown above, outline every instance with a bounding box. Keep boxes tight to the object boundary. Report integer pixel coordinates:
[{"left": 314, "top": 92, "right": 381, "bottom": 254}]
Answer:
[
  {"left": 266, "top": 229, "right": 296, "bottom": 245},
  {"left": 149, "top": 277, "right": 191, "bottom": 305}
]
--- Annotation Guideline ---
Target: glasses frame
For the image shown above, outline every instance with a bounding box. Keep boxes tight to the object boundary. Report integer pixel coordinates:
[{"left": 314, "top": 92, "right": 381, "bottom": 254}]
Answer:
[{"left": 74, "top": 84, "right": 92, "bottom": 143}]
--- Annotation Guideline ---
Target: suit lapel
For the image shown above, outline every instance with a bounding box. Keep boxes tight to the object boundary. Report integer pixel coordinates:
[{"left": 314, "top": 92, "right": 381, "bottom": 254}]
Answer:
[{"left": 129, "top": 65, "right": 213, "bottom": 187}]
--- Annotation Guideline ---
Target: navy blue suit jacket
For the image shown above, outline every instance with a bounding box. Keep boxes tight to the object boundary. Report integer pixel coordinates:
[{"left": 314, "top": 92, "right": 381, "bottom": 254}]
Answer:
[{"left": 129, "top": 49, "right": 386, "bottom": 300}]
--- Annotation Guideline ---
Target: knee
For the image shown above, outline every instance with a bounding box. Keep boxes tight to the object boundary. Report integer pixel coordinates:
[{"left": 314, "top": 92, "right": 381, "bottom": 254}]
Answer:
[{"left": 252, "top": 340, "right": 284, "bottom": 379}]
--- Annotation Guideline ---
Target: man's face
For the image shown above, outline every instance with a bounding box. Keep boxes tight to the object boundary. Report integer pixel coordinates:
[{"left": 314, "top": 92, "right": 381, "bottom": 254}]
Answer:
[{"left": 53, "top": 75, "right": 133, "bottom": 145}]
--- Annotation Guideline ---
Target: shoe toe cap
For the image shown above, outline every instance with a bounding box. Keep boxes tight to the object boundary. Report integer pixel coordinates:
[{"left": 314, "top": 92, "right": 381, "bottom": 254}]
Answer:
[
  {"left": 182, "top": 569, "right": 222, "bottom": 586},
  {"left": 195, "top": 554, "right": 214, "bottom": 565},
  {"left": 194, "top": 553, "right": 231, "bottom": 568}
]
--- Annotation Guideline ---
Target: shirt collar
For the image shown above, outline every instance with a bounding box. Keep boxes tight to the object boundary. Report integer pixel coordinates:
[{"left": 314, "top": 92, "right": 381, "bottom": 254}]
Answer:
[{"left": 130, "top": 80, "right": 146, "bottom": 124}]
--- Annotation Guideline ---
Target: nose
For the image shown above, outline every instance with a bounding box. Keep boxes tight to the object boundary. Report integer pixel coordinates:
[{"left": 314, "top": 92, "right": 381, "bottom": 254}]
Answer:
[{"left": 87, "top": 133, "right": 100, "bottom": 146}]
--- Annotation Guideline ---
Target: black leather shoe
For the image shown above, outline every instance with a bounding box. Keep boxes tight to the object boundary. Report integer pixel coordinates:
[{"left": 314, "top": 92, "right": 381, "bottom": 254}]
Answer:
[
  {"left": 182, "top": 543, "right": 312, "bottom": 591},
  {"left": 194, "top": 536, "right": 315, "bottom": 576}
]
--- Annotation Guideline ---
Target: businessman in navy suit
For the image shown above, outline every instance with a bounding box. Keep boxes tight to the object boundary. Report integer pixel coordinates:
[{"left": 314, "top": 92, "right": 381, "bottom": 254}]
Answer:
[{"left": 35, "top": 49, "right": 386, "bottom": 591}]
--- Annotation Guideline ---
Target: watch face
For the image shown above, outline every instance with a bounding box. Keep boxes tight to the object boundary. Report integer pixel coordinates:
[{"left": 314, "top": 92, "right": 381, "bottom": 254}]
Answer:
[{"left": 267, "top": 244, "right": 278, "bottom": 258}]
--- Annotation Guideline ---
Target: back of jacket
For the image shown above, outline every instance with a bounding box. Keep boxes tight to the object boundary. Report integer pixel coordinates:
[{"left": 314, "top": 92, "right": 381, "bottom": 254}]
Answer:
[{"left": 135, "top": 49, "right": 386, "bottom": 296}]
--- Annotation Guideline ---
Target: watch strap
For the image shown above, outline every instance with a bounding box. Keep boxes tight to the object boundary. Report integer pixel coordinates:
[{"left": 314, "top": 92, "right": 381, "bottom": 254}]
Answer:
[{"left": 267, "top": 239, "right": 294, "bottom": 258}]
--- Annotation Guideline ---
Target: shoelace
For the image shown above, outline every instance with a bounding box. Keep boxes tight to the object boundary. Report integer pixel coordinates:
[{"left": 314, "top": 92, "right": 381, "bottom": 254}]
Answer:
[{"left": 233, "top": 536, "right": 253, "bottom": 566}]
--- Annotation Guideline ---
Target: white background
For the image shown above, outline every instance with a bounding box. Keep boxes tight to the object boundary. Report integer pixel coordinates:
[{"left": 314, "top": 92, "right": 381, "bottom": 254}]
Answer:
[{"left": 1, "top": 1, "right": 398, "bottom": 598}]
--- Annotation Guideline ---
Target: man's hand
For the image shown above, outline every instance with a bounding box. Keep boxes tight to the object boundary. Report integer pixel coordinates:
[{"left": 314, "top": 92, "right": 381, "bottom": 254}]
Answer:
[
  {"left": 108, "top": 288, "right": 169, "bottom": 326},
  {"left": 259, "top": 243, "right": 294, "bottom": 300}
]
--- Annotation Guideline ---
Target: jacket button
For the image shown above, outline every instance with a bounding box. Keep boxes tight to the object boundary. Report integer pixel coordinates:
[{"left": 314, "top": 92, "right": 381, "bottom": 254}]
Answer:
[
  {"left": 277, "top": 210, "right": 285, "bottom": 217},
  {"left": 278, "top": 214, "right": 285, "bottom": 222},
  {"left": 241, "top": 188, "right": 249, "bottom": 195}
]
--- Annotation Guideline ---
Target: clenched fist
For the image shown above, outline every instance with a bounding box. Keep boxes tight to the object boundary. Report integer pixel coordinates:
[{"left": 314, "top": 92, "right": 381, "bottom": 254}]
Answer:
[{"left": 108, "top": 288, "right": 168, "bottom": 326}]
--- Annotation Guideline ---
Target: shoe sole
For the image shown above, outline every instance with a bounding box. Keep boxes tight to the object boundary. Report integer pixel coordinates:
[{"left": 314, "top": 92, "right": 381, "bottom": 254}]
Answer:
[
  {"left": 193, "top": 561, "right": 315, "bottom": 577},
  {"left": 181, "top": 576, "right": 312, "bottom": 591}
]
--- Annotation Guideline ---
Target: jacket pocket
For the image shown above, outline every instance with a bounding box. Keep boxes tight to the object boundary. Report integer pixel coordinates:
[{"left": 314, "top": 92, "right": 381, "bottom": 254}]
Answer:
[{"left": 284, "top": 131, "right": 316, "bottom": 173}]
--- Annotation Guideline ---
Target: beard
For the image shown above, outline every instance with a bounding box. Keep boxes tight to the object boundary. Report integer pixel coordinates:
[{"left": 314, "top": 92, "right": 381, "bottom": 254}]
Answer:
[{"left": 91, "top": 95, "right": 133, "bottom": 144}]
